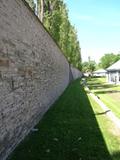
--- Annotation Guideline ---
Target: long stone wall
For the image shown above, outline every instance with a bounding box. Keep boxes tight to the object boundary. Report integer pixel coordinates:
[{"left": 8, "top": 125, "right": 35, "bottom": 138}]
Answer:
[
  {"left": 70, "top": 66, "right": 83, "bottom": 80},
  {"left": 0, "top": 0, "right": 82, "bottom": 159}
]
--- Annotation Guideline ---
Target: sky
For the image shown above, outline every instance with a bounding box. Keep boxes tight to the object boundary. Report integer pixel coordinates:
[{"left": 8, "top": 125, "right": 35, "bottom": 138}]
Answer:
[{"left": 64, "top": 0, "right": 120, "bottom": 63}]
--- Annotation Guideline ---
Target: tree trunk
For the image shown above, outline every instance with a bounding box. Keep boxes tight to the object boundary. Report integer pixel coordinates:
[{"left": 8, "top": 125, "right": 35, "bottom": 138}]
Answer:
[{"left": 40, "top": 0, "right": 44, "bottom": 22}]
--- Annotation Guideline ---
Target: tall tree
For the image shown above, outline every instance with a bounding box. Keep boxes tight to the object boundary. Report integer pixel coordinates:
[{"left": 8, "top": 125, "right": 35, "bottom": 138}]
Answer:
[
  {"left": 37, "top": 0, "right": 57, "bottom": 22},
  {"left": 34, "top": 0, "right": 82, "bottom": 70},
  {"left": 40, "top": 0, "right": 44, "bottom": 22},
  {"left": 82, "top": 60, "right": 96, "bottom": 73},
  {"left": 99, "top": 53, "right": 120, "bottom": 69}
]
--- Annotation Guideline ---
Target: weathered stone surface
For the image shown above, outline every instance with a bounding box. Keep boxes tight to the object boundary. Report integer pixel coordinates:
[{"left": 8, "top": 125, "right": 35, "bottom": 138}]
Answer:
[
  {"left": 0, "top": 0, "right": 82, "bottom": 159},
  {"left": 70, "top": 66, "right": 83, "bottom": 80},
  {"left": 0, "top": 0, "right": 70, "bottom": 159}
]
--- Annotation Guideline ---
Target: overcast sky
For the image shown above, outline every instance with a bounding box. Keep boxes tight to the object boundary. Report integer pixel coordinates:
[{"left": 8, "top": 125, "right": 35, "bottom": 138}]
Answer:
[{"left": 64, "top": 0, "right": 120, "bottom": 63}]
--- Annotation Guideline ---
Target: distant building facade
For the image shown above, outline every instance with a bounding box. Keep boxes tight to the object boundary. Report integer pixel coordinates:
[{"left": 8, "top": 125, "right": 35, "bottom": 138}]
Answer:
[
  {"left": 93, "top": 69, "right": 107, "bottom": 77},
  {"left": 106, "top": 60, "right": 120, "bottom": 84}
]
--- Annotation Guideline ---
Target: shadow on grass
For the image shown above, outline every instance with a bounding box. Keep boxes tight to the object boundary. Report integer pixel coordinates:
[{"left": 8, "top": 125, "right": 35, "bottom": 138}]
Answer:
[
  {"left": 112, "top": 151, "right": 120, "bottom": 160},
  {"left": 94, "top": 90, "right": 120, "bottom": 94},
  {"left": 95, "top": 110, "right": 111, "bottom": 116},
  {"left": 88, "top": 84, "right": 117, "bottom": 91},
  {"left": 87, "top": 82, "right": 101, "bottom": 86},
  {"left": 8, "top": 79, "right": 112, "bottom": 160}
]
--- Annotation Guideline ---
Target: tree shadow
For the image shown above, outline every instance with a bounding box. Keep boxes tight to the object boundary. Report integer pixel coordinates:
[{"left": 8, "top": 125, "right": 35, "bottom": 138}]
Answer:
[
  {"left": 95, "top": 90, "right": 120, "bottom": 94},
  {"left": 88, "top": 84, "right": 117, "bottom": 90},
  {"left": 95, "top": 110, "right": 111, "bottom": 116},
  {"left": 8, "top": 80, "right": 113, "bottom": 160},
  {"left": 111, "top": 151, "right": 120, "bottom": 160}
]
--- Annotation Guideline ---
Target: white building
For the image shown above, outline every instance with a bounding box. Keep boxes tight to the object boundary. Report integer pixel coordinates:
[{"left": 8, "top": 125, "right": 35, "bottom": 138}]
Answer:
[
  {"left": 106, "top": 60, "right": 120, "bottom": 84},
  {"left": 93, "top": 69, "right": 107, "bottom": 77}
]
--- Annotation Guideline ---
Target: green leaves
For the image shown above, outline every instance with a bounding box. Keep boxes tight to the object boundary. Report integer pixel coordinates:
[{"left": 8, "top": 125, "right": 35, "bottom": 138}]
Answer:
[
  {"left": 82, "top": 61, "right": 96, "bottom": 73},
  {"left": 26, "top": 0, "right": 82, "bottom": 70},
  {"left": 25, "top": 0, "right": 36, "bottom": 12},
  {"left": 99, "top": 53, "right": 120, "bottom": 69},
  {"left": 37, "top": 0, "right": 82, "bottom": 70}
]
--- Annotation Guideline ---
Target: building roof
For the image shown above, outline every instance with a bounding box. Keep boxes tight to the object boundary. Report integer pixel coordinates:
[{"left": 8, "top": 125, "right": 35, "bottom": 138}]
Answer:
[
  {"left": 107, "top": 60, "right": 120, "bottom": 71},
  {"left": 93, "top": 69, "right": 107, "bottom": 74}
]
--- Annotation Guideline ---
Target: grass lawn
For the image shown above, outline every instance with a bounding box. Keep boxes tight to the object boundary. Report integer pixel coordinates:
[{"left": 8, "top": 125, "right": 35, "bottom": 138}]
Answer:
[
  {"left": 87, "top": 77, "right": 120, "bottom": 119},
  {"left": 88, "top": 95, "right": 120, "bottom": 160},
  {"left": 8, "top": 79, "right": 120, "bottom": 160}
]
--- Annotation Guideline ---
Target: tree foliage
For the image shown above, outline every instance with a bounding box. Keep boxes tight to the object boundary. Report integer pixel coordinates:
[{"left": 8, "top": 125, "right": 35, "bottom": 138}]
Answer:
[
  {"left": 25, "top": 0, "right": 36, "bottom": 11},
  {"left": 36, "top": 0, "right": 82, "bottom": 70},
  {"left": 99, "top": 53, "right": 120, "bottom": 69},
  {"left": 25, "top": 0, "right": 81, "bottom": 70},
  {"left": 82, "top": 60, "right": 96, "bottom": 73}
]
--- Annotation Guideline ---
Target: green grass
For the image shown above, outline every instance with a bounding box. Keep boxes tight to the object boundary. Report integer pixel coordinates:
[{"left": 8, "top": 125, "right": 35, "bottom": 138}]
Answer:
[
  {"left": 88, "top": 95, "right": 120, "bottom": 160},
  {"left": 8, "top": 79, "right": 120, "bottom": 160},
  {"left": 87, "top": 77, "right": 120, "bottom": 119}
]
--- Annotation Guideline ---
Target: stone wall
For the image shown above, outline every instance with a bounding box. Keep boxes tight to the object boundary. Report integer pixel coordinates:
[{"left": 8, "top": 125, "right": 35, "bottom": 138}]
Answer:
[
  {"left": 70, "top": 66, "right": 83, "bottom": 80},
  {"left": 0, "top": 0, "right": 82, "bottom": 159}
]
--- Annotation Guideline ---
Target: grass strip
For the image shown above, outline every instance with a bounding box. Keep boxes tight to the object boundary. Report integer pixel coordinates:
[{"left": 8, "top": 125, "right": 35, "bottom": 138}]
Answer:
[
  {"left": 8, "top": 79, "right": 119, "bottom": 160},
  {"left": 88, "top": 95, "right": 120, "bottom": 160},
  {"left": 87, "top": 77, "right": 120, "bottom": 119}
]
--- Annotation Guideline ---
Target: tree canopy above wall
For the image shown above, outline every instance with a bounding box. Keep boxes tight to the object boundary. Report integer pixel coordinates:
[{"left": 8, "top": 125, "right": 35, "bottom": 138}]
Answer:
[{"left": 25, "top": 0, "right": 82, "bottom": 70}]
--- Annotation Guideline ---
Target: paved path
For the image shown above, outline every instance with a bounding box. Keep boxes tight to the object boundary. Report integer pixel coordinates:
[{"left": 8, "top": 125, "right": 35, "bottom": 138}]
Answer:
[{"left": 85, "top": 86, "right": 120, "bottom": 129}]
